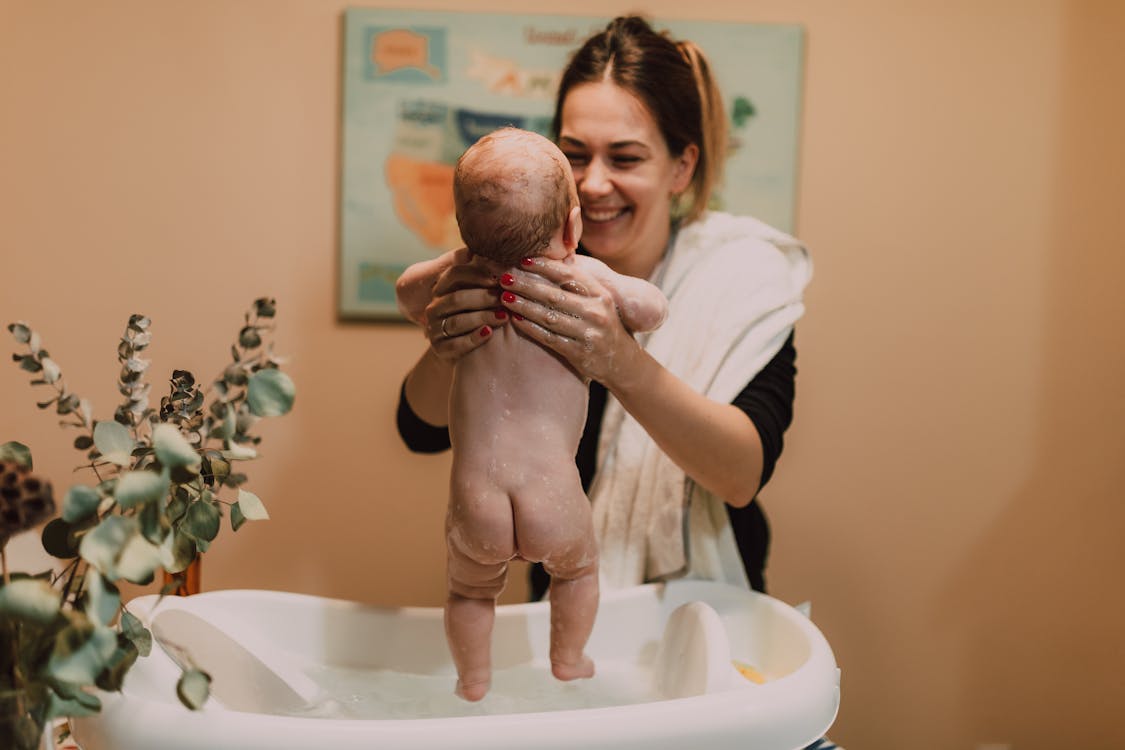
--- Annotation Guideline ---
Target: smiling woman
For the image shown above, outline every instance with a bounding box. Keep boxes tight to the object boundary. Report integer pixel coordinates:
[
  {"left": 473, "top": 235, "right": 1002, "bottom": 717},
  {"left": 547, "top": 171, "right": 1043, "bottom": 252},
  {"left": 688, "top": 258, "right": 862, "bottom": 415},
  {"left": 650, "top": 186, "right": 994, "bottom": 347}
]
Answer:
[{"left": 396, "top": 14, "right": 810, "bottom": 604}]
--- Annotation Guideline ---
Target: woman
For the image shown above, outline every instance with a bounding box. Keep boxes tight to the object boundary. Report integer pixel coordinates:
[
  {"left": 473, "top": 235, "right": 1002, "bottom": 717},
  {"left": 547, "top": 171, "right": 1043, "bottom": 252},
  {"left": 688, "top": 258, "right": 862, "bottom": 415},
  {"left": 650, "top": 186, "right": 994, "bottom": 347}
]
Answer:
[{"left": 396, "top": 15, "right": 811, "bottom": 600}]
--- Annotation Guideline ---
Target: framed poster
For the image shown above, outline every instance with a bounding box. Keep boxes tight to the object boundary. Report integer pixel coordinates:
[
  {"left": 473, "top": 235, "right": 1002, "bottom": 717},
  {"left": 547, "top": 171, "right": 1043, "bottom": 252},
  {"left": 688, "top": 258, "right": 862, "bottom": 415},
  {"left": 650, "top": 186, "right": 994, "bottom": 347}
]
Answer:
[{"left": 339, "top": 8, "right": 805, "bottom": 319}]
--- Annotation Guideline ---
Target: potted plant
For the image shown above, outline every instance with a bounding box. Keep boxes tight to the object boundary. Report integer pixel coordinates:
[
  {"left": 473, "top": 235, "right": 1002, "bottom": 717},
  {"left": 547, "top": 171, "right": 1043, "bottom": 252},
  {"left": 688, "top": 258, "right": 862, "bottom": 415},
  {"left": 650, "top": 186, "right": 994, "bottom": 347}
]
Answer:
[{"left": 0, "top": 299, "right": 295, "bottom": 749}]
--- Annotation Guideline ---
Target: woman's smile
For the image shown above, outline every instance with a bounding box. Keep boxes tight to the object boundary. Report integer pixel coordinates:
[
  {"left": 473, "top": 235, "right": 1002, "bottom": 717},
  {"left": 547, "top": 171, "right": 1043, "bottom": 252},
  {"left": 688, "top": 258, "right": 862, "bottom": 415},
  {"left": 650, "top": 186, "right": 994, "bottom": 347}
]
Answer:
[{"left": 558, "top": 80, "right": 696, "bottom": 279}]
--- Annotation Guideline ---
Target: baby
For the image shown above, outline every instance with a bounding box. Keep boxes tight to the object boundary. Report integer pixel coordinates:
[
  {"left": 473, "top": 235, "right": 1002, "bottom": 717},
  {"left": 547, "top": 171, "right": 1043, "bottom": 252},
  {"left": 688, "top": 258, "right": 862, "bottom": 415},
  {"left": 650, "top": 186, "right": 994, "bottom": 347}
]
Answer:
[{"left": 396, "top": 128, "right": 667, "bottom": 701}]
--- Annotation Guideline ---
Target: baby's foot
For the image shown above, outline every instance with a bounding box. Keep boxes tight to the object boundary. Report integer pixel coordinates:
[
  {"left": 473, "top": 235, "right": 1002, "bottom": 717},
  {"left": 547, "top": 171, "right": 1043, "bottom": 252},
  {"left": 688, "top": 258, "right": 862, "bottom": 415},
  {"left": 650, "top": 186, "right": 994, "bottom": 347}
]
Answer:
[
  {"left": 551, "top": 654, "right": 595, "bottom": 682},
  {"left": 455, "top": 676, "right": 491, "bottom": 702}
]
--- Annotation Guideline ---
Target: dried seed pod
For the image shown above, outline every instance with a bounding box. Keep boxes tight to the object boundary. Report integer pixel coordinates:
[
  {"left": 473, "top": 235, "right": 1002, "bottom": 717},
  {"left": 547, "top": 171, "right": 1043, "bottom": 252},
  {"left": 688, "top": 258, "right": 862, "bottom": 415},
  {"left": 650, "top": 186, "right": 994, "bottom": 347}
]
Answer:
[{"left": 0, "top": 459, "right": 56, "bottom": 542}]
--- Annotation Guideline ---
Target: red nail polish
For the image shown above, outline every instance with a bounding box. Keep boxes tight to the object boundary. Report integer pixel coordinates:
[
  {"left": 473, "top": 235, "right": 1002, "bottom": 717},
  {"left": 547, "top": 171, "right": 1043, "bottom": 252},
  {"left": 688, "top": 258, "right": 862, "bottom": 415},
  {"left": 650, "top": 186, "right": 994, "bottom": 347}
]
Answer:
[
  {"left": 479, "top": 326, "right": 492, "bottom": 337},
  {"left": 494, "top": 309, "right": 508, "bottom": 320},
  {"left": 520, "top": 258, "right": 534, "bottom": 267},
  {"left": 502, "top": 292, "right": 516, "bottom": 303},
  {"left": 500, "top": 273, "right": 515, "bottom": 286},
  {"left": 512, "top": 313, "right": 524, "bottom": 321}
]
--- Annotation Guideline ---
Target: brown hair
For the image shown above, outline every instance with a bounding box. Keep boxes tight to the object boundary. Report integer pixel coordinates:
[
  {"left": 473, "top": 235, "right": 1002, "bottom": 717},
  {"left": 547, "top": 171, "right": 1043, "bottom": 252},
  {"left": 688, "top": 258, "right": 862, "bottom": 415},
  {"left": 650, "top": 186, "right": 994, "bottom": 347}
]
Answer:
[
  {"left": 552, "top": 15, "right": 727, "bottom": 224},
  {"left": 453, "top": 128, "right": 574, "bottom": 265}
]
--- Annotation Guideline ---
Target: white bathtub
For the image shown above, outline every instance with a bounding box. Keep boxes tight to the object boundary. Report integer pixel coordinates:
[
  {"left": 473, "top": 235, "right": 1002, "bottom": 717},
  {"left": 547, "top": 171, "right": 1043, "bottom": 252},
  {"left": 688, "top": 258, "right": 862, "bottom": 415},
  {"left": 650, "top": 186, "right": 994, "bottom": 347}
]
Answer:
[{"left": 72, "top": 581, "right": 839, "bottom": 750}]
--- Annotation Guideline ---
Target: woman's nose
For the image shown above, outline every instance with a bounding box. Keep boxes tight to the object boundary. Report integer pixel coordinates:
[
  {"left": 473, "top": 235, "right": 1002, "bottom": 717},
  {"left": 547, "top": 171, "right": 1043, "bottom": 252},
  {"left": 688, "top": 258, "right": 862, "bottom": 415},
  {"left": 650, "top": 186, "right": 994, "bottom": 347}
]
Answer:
[{"left": 578, "top": 158, "right": 613, "bottom": 199}]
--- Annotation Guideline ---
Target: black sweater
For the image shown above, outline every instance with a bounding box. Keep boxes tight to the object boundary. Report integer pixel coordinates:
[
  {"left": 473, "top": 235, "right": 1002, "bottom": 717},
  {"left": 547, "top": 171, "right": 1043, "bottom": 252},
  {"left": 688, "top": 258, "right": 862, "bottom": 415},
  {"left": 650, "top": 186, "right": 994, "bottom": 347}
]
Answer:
[{"left": 396, "top": 331, "right": 797, "bottom": 599}]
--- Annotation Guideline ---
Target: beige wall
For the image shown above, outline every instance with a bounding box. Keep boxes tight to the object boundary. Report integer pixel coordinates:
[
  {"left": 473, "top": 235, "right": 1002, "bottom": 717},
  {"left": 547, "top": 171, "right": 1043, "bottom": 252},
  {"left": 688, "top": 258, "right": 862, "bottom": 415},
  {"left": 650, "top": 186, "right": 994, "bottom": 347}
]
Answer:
[{"left": 2, "top": 1, "right": 1122, "bottom": 747}]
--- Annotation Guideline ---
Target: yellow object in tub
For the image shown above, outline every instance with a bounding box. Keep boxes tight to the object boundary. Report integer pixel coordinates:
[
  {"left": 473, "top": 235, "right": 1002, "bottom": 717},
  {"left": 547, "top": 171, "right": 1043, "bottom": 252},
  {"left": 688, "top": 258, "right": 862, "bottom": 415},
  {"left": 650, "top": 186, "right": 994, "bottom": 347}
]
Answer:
[{"left": 733, "top": 659, "right": 767, "bottom": 684}]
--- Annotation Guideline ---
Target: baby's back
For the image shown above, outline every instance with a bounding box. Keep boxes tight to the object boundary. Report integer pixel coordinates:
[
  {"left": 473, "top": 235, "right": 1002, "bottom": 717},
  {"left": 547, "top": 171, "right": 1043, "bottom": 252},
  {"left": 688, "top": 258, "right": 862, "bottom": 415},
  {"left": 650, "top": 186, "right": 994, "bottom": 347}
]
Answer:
[{"left": 450, "top": 325, "right": 588, "bottom": 483}]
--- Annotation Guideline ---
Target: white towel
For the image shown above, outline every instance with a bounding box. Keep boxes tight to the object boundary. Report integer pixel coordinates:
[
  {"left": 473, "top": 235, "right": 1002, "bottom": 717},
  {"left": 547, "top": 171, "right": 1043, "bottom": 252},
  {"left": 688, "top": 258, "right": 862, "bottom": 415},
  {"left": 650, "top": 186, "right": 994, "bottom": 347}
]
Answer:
[{"left": 589, "top": 212, "right": 812, "bottom": 589}]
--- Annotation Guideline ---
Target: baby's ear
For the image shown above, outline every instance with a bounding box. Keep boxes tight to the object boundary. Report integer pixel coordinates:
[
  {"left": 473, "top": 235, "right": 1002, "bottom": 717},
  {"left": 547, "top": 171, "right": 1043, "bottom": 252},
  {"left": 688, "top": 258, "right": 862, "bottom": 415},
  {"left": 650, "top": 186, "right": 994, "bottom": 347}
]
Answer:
[{"left": 563, "top": 205, "right": 582, "bottom": 252}]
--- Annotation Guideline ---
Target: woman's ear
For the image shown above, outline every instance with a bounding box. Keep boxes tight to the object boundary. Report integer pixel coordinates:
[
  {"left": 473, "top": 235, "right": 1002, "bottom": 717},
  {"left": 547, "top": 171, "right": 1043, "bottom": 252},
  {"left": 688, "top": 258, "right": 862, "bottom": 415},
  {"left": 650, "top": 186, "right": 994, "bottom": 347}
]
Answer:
[
  {"left": 671, "top": 143, "right": 700, "bottom": 195},
  {"left": 563, "top": 204, "right": 583, "bottom": 252}
]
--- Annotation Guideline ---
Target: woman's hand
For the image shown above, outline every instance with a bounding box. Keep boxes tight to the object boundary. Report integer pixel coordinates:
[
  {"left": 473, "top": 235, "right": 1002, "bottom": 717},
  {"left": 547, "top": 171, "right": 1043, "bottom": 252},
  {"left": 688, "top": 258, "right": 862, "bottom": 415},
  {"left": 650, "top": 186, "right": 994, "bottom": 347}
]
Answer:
[
  {"left": 497, "top": 257, "right": 643, "bottom": 386},
  {"left": 422, "top": 252, "right": 511, "bottom": 362}
]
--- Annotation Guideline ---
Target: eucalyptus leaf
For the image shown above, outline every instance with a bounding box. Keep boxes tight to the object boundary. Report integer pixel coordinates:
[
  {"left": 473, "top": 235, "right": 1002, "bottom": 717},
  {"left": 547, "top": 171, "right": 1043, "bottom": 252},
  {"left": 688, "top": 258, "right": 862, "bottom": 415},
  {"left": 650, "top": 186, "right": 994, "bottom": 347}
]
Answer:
[
  {"left": 40, "top": 356, "right": 62, "bottom": 384},
  {"left": 114, "top": 533, "right": 163, "bottom": 584},
  {"left": 238, "top": 326, "right": 261, "bottom": 349},
  {"left": 152, "top": 423, "right": 201, "bottom": 470},
  {"left": 8, "top": 321, "right": 32, "bottom": 343},
  {"left": 139, "top": 498, "right": 170, "bottom": 545},
  {"left": 230, "top": 502, "right": 246, "bottom": 532},
  {"left": 0, "top": 440, "right": 32, "bottom": 468},
  {"left": 221, "top": 441, "right": 257, "bottom": 461},
  {"left": 62, "top": 485, "right": 101, "bottom": 523},
  {"left": 42, "top": 517, "right": 80, "bottom": 559},
  {"left": 253, "top": 297, "right": 276, "bottom": 318},
  {"left": 114, "top": 468, "right": 169, "bottom": 509},
  {"left": 79, "top": 515, "right": 137, "bottom": 579},
  {"left": 95, "top": 635, "right": 139, "bottom": 691},
  {"left": 183, "top": 499, "right": 221, "bottom": 542},
  {"left": 93, "top": 421, "right": 134, "bottom": 466},
  {"left": 0, "top": 577, "right": 60, "bottom": 624},
  {"left": 86, "top": 570, "right": 120, "bottom": 627},
  {"left": 159, "top": 529, "right": 197, "bottom": 574},
  {"left": 47, "top": 623, "right": 118, "bottom": 684},
  {"left": 235, "top": 489, "right": 269, "bottom": 521},
  {"left": 246, "top": 368, "right": 295, "bottom": 417},
  {"left": 47, "top": 685, "right": 102, "bottom": 720},
  {"left": 176, "top": 669, "right": 211, "bottom": 710},
  {"left": 120, "top": 610, "right": 152, "bottom": 657}
]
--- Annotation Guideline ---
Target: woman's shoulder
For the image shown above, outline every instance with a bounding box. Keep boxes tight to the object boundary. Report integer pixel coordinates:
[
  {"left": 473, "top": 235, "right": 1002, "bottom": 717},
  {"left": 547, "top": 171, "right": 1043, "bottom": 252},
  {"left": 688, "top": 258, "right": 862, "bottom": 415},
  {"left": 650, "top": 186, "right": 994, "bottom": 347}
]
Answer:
[
  {"left": 678, "top": 211, "right": 803, "bottom": 252},
  {"left": 670, "top": 211, "right": 812, "bottom": 292}
]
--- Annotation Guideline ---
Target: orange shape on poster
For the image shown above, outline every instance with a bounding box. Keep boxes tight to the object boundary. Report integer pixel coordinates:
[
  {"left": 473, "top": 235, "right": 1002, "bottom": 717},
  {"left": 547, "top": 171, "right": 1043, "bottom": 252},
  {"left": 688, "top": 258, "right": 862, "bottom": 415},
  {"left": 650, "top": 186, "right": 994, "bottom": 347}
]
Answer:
[
  {"left": 372, "top": 29, "right": 442, "bottom": 80},
  {"left": 385, "top": 154, "right": 460, "bottom": 249}
]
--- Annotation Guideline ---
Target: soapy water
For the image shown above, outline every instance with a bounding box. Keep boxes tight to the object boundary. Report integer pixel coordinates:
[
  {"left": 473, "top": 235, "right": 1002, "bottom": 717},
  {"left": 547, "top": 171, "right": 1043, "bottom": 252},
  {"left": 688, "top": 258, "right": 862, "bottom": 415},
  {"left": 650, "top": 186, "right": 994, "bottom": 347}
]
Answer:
[{"left": 285, "top": 659, "right": 660, "bottom": 720}]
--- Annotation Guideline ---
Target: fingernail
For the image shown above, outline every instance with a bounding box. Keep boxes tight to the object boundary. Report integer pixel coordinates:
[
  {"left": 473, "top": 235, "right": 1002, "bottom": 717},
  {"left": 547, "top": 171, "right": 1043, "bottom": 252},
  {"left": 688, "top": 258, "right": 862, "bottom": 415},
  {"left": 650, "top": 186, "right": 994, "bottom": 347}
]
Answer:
[
  {"left": 520, "top": 258, "right": 534, "bottom": 267},
  {"left": 512, "top": 313, "right": 524, "bottom": 321},
  {"left": 494, "top": 309, "right": 508, "bottom": 320},
  {"left": 500, "top": 273, "right": 515, "bottom": 286},
  {"left": 479, "top": 326, "right": 492, "bottom": 337},
  {"left": 501, "top": 292, "right": 516, "bottom": 304}
]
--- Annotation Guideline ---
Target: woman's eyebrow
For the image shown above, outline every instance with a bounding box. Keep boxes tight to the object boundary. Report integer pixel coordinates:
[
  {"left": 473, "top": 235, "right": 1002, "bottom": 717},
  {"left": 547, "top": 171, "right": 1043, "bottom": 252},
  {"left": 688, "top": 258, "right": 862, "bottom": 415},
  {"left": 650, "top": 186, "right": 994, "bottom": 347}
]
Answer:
[{"left": 559, "top": 135, "right": 650, "bottom": 152}]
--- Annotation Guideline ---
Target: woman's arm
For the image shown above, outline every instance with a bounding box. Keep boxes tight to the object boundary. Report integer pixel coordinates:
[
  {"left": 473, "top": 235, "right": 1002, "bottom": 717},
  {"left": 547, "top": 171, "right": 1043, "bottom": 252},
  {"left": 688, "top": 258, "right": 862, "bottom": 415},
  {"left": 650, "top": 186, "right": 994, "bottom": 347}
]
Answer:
[
  {"left": 397, "top": 253, "right": 512, "bottom": 429},
  {"left": 498, "top": 258, "right": 765, "bottom": 507}
]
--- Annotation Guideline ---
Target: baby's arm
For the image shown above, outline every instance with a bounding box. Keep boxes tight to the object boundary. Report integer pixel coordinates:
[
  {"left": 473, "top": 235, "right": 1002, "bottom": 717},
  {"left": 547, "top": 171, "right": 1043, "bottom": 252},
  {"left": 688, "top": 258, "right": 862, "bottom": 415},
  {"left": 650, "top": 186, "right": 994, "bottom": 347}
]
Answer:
[
  {"left": 575, "top": 256, "right": 668, "bottom": 333},
  {"left": 395, "top": 248, "right": 470, "bottom": 324}
]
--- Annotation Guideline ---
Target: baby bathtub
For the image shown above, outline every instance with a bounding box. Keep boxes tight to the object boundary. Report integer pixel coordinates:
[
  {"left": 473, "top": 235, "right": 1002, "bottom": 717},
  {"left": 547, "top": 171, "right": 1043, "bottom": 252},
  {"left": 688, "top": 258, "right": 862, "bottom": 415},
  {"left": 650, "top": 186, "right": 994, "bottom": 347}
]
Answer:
[{"left": 71, "top": 580, "right": 839, "bottom": 750}]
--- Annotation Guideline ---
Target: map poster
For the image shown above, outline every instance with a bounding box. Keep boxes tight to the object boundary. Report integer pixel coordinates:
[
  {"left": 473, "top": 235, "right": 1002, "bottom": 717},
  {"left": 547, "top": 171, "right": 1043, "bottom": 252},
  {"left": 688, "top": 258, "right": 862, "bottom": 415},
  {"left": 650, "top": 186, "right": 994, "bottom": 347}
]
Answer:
[{"left": 339, "top": 8, "right": 805, "bottom": 320}]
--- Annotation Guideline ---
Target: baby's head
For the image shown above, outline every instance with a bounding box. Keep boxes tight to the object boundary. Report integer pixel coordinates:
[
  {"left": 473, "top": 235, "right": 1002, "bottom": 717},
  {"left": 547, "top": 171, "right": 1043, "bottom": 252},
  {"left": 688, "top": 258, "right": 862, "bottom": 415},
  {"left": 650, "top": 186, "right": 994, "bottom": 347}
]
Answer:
[{"left": 453, "top": 127, "right": 581, "bottom": 264}]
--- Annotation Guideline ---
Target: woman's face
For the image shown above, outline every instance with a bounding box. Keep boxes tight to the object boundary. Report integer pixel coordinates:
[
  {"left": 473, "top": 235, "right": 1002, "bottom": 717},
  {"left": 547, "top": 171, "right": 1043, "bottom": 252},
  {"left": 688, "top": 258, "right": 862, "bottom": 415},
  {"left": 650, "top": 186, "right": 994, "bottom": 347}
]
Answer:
[{"left": 558, "top": 81, "right": 698, "bottom": 278}]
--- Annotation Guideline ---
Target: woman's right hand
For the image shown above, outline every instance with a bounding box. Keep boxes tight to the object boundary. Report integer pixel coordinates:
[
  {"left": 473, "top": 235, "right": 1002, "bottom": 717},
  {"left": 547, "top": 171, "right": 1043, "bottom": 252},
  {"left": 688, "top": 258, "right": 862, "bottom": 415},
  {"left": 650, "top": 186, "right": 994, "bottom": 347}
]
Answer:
[{"left": 422, "top": 252, "right": 511, "bottom": 362}]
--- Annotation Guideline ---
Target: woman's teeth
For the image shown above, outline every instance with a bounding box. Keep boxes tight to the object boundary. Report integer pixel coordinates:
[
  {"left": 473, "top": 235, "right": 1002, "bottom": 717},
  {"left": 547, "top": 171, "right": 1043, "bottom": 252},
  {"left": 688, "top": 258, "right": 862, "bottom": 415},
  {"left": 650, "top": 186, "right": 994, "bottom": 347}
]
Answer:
[{"left": 585, "top": 208, "right": 627, "bottom": 222}]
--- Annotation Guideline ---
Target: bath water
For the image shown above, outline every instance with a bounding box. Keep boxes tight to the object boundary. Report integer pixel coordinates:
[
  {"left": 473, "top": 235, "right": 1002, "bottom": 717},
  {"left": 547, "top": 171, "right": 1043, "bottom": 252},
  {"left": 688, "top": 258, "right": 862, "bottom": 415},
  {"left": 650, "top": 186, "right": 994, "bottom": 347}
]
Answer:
[{"left": 289, "top": 659, "right": 660, "bottom": 719}]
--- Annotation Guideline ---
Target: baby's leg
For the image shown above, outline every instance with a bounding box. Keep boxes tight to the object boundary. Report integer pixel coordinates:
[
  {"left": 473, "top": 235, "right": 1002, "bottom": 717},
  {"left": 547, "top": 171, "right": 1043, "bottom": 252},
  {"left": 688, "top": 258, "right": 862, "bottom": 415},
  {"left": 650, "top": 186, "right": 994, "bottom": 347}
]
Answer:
[
  {"left": 445, "top": 478, "right": 516, "bottom": 702},
  {"left": 514, "top": 474, "right": 598, "bottom": 682}
]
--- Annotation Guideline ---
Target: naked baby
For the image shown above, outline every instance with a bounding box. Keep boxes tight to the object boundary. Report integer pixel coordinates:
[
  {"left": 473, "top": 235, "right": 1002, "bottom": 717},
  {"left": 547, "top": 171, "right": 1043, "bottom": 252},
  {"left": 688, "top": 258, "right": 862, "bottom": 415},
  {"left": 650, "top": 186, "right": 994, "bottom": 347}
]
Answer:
[{"left": 396, "top": 128, "right": 667, "bottom": 701}]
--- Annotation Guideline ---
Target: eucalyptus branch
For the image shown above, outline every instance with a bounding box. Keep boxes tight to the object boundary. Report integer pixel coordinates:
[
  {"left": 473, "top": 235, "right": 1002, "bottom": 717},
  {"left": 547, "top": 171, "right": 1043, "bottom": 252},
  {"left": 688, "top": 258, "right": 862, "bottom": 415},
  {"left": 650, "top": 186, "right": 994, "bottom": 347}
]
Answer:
[{"left": 3, "top": 300, "right": 293, "bottom": 739}]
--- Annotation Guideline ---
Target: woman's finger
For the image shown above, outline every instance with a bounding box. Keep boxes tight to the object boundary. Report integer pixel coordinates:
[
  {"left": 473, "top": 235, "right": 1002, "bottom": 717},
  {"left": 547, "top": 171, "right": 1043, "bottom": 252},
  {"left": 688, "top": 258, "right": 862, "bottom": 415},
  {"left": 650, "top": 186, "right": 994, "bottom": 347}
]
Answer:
[
  {"left": 498, "top": 288, "right": 587, "bottom": 342},
  {"left": 426, "top": 309, "right": 508, "bottom": 362}
]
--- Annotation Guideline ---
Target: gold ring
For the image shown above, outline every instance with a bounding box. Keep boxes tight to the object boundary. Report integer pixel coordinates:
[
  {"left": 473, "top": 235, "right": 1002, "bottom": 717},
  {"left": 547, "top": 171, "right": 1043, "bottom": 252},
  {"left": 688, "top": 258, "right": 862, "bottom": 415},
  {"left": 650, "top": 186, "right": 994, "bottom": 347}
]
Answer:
[{"left": 440, "top": 316, "right": 452, "bottom": 339}]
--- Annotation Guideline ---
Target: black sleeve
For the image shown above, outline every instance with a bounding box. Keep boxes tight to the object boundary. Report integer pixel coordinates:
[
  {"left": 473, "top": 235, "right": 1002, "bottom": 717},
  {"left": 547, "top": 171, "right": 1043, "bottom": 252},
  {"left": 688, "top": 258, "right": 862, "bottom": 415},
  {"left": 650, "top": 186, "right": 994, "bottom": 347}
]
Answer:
[
  {"left": 724, "top": 331, "right": 797, "bottom": 593},
  {"left": 395, "top": 379, "right": 452, "bottom": 454},
  {"left": 731, "top": 330, "right": 796, "bottom": 489}
]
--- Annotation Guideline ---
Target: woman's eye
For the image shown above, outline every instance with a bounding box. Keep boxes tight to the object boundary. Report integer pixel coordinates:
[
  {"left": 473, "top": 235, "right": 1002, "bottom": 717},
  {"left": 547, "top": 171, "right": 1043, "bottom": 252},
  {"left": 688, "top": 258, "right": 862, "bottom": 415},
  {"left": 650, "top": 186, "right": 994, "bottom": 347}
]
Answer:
[
  {"left": 562, "top": 152, "right": 588, "bottom": 166},
  {"left": 613, "top": 155, "right": 642, "bottom": 166}
]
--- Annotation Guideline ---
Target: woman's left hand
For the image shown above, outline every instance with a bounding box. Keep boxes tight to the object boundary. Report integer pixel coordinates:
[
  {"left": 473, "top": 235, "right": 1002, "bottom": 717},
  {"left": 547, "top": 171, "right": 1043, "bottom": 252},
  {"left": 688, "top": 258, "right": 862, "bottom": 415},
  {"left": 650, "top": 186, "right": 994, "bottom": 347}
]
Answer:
[{"left": 497, "top": 258, "right": 641, "bottom": 386}]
